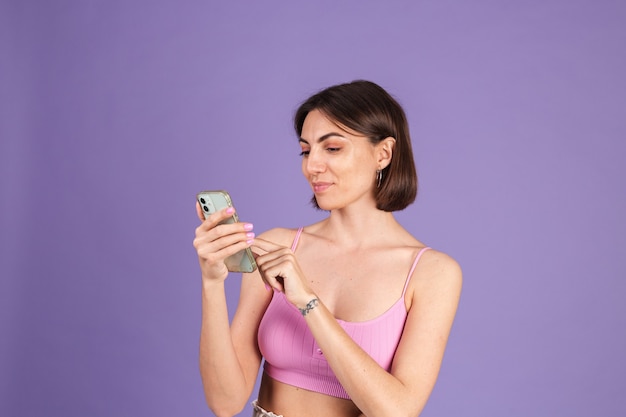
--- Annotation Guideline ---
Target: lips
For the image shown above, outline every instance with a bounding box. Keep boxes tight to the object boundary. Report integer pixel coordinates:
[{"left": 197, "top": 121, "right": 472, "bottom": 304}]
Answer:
[{"left": 312, "top": 182, "right": 332, "bottom": 193}]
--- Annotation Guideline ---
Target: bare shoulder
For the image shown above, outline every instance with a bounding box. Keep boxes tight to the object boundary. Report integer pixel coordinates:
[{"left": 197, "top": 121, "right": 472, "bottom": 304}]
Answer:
[
  {"left": 419, "top": 248, "right": 462, "bottom": 277},
  {"left": 410, "top": 248, "right": 463, "bottom": 295}
]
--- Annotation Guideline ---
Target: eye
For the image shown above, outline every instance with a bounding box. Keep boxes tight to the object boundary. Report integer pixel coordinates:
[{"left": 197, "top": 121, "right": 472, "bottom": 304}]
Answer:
[
  {"left": 299, "top": 150, "right": 310, "bottom": 157},
  {"left": 326, "top": 147, "right": 340, "bottom": 153}
]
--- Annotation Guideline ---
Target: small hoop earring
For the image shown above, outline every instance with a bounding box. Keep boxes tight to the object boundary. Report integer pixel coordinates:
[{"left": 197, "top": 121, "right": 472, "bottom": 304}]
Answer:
[{"left": 376, "top": 169, "right": 383, "bottom": 188}]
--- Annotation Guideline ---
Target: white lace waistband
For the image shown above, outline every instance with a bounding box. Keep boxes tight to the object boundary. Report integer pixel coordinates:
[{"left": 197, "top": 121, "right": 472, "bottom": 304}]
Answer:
[{"left": 251, "top": 400, "right": 283, "bottom": 417}]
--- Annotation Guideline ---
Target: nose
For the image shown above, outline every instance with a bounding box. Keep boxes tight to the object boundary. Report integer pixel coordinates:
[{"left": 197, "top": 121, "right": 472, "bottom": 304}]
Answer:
[{"left": 304, "top": 149, "right": 325, "bottom": 174}]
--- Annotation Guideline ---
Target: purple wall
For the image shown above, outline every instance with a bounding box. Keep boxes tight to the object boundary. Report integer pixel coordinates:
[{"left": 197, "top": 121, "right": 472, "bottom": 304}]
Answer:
[{"left": 2, "top": 1, "right": 625, "bottom": 416}]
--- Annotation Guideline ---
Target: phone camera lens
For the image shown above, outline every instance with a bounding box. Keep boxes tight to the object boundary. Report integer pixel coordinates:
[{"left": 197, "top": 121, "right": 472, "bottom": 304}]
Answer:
[
  {"left": 203, "top": 205, "right": 209, "bottom": 212},
  {"left": 200, "top": 198, "right": 206, "bottom": 204}
]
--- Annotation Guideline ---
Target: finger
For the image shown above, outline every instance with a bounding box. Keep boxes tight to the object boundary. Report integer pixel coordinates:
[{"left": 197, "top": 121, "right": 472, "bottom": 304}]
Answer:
[
  {"left": 196, "top": 237, "right": 255, "bottom": 273},
  {"left": 195, "top": 229, "right": 255, "bottom": 253},
  {"left": 249, "top": 246, "right": 268, "bottom": 257},
  {"left": 252, "top": 247, "right": 293, "bottom": 269},
  {"left": 250, "top": 237, "right": 286, "bottom": 253},
  {"left": 197, "top": 207, "right": 239, "bottom": 231},
  {"left": 261, "top": 268, "right": 285, "bottom": 293},
  {"left": 255, "top": 254, "right": 296, "bottom": 289},
  {"left": 256, "top": 256, "right": 291, "bottom": 278},
  {"left": 199, "top": 239, "right": 253, "bottom": 262}
]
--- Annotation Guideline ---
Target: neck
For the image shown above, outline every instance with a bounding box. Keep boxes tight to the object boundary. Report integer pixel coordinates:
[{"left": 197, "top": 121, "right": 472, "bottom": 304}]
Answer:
[{"left": 320, "top": 205, "right": 400, "bottom": 247}]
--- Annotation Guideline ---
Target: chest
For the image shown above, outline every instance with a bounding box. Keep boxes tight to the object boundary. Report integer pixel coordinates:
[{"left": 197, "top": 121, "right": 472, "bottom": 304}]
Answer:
[
  {"left": 259, "top": 290, "right": 408, "bottom": 380},
  {"left": 294, "top": 246, "right": 416, "bottom": 322}
]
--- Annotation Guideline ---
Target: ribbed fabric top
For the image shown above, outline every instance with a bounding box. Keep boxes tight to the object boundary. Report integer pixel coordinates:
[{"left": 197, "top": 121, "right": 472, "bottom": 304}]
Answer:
[{"left": 257, "top": 227, "right": 431, "bottom": 400}]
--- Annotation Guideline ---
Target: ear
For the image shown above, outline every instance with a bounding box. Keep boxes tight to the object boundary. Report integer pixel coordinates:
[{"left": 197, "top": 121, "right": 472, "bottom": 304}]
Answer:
[{"left": 376, "top": 137, "right": 395, "bottom": 170}]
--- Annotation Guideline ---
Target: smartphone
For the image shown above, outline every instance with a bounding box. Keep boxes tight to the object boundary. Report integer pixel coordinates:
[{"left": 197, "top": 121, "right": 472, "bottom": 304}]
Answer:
[{"left": 196, "top": 190, "right": 257, "bottom": 273}]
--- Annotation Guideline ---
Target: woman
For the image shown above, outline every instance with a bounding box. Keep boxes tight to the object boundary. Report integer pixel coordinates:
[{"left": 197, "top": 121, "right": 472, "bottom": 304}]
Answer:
[{"left": 193, "top": 80, "right": 462, "bottom": 417}]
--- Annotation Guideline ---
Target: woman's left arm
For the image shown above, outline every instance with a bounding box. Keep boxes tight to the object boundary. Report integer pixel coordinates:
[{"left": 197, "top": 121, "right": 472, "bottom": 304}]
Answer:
[
  {"left": 304, "top": 250, "right": 462, "bottom": 417},
  {"left": 252, "top": 239, "right": 462, "bottom": 417}
]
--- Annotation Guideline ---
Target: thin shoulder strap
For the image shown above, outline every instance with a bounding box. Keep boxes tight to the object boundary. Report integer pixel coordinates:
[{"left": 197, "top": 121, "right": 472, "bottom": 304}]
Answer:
[
  {"left": 402, "top": 247, "right": 431, "bottom": 296},
  {"left": 290, "top": 227, "right": 304, "bottom": 252}
]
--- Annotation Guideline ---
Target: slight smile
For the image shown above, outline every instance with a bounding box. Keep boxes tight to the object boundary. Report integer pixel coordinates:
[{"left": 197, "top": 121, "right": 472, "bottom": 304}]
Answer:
[{"left": 312, "top": 182, "right": 332, "bottom": 193}]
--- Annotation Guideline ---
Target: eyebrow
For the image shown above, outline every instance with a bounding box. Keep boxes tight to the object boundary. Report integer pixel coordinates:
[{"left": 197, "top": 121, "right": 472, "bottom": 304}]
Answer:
[{"left": 298, "top": 132, "right": 346, "bottom": 145}]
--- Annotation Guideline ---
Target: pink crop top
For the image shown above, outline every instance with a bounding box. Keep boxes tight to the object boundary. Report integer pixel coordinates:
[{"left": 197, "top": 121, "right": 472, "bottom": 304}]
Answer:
[{"left": 257, "top": 227, "right": 431, "bottom": 400}]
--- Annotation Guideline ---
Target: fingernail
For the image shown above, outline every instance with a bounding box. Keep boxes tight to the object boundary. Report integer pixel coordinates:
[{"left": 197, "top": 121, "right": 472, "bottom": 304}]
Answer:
[
  {"left": 246, "top": 238, "right": 254, "bottom": 245},
  {"left": 226, "top": 207, "right": 235, "bottom": 215},
  {"left": 244, "top": 223, "right": 253, "bottom": 231},
  {"left": 246, "top": 232, "right": 255, "bottom": 239},
  {"left": 265, "top": 284, "right": 271, "bottom": 292}
]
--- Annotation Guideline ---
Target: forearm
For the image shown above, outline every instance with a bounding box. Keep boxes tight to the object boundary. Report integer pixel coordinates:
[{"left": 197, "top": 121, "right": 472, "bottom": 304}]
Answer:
[
  {"left": 304, "top": 301, "right": 424, "bottom": 417},
  {"left": 198, "top": 280, "right": 249, "bottom": 415}
]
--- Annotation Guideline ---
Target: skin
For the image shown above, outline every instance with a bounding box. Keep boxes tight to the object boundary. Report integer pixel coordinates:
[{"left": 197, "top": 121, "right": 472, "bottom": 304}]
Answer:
[{"left": 194, "top": 110, "right": 462, "bottom": 417}]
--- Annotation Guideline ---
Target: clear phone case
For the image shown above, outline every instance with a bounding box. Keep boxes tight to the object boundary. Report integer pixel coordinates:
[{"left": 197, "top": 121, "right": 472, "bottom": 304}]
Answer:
[{"left": 196, "top": 190, "right": 257, "bottom": 273}]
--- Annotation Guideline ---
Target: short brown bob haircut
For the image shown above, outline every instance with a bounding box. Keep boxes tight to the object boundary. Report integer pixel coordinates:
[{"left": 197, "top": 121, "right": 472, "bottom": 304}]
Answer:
[{"left": 294, "top": 80, "right": 417, "bottom": 212}]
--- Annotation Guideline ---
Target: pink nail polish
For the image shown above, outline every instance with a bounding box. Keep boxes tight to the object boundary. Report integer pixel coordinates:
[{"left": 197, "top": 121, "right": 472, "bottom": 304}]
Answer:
[
  {"left": 226, "top": 207, "right": 235, "bottom": 215},
  {"left": 265, "top": 284, "right": 271, "bottom": 292},
  {"left": 244, "top": 223, "right": 253, "bottom": 231},
  {"left": 246, "top": 232, "right": 255, "bottom": 239}
]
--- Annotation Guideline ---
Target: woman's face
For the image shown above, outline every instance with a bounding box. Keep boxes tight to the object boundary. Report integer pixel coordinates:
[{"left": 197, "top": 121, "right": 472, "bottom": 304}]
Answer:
[{"left": 299, "top": 109, "right": 380, "bottom": 211}]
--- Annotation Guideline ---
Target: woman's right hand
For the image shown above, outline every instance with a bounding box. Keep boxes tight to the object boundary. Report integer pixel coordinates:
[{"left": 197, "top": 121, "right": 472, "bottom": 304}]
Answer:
[{"left": 193, "top": 202, "right": 255, "bottom": 283}]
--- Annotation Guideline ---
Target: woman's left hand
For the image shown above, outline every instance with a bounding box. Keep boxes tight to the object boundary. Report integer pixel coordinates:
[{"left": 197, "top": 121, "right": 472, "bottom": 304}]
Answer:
[{"left": 251, "top": 238, "right": 316, "bottom": 308}]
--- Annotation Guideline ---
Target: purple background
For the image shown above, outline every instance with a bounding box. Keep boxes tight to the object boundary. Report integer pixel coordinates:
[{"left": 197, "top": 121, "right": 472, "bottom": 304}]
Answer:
[{"left": 2, "top": 1, "right": 625, "bottom": 416}]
